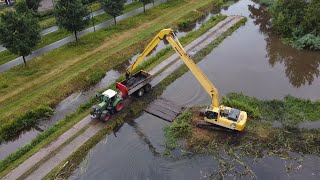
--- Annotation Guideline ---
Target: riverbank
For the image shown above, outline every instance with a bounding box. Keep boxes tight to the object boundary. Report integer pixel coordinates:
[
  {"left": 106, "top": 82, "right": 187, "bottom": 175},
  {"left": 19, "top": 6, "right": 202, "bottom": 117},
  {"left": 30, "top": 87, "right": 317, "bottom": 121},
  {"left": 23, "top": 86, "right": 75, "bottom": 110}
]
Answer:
[
  {"left": 164, "top": 101, "right": 320, "bottom": 178},
  {"left": 255, "top": 0, "right": 320, "bottom": 50}
]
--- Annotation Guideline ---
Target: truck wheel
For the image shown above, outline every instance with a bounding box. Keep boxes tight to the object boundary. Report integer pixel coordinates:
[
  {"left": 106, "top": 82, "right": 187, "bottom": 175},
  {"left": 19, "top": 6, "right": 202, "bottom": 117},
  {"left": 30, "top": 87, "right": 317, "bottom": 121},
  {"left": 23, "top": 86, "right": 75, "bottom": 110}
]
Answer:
[
  {"left": 101, "top": 111, "right": 111, "bottom": 122},
  {"left": 115, "top": 100, "right": 123, "bottom": 112},
  {"left": 230, "top": 123, "right": 236, "bottom": 130},
  {"left": 144, "top": 83, "right": 152, "bottom": 93},
  {"left": 137, "top": 88, "right": 145, "bottom": 97}
]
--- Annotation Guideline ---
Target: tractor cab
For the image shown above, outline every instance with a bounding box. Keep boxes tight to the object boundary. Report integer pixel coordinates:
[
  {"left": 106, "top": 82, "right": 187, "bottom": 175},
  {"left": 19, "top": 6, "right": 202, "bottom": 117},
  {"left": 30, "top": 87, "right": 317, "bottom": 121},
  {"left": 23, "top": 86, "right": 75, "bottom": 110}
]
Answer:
[
  {"left": 96, "top": 89, "right": 117, "bottom": 104},
  {"left": 102, "top": 89, "right": 117, "bottom": 102}
]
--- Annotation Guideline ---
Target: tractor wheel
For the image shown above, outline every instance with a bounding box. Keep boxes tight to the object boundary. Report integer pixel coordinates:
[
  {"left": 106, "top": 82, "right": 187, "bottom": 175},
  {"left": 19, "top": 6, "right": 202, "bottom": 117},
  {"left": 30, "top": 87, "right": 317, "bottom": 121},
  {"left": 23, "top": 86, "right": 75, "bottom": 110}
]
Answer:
[
  {"left": 101, "top": 111, "right": 111, "bottom": 122},
  {"left": 115, "top": 100, "right": 124, "bottom": 112},
  {"left": 137, "top": 88, "right": 145, "bottom": 97},
  {"left": 144, "top": 83, "right": 152, "bottom": 93}
]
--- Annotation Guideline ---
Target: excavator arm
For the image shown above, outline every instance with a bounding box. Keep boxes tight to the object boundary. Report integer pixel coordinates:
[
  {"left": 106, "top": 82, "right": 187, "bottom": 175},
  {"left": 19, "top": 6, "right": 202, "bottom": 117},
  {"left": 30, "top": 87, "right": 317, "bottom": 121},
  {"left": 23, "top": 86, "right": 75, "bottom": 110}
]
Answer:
[
  {"left": 165, "top": 34, "right": 220, "bottom": 107},
  {"left": 126, "top": 29, "right": 174, "bottom": 79},
  {"left": 126, "top": 28, "right": 219, "bottom": 107}
]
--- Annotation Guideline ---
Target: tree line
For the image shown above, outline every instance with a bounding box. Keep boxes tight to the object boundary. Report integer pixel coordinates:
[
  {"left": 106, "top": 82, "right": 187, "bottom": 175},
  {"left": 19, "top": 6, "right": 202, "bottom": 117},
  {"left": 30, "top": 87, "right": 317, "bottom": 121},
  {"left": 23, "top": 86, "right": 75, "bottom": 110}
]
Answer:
[
  {"left": 0, "top": 0, "right": 153, "bottom": 67},
  {"left": 262, "top": 0, "right": 320, "bottom": 50}
]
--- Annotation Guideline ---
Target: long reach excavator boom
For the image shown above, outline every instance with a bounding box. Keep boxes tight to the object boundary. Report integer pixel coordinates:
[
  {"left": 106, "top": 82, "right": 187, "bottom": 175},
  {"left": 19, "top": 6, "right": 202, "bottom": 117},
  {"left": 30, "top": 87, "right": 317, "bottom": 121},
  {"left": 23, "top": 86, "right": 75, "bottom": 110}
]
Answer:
[
  {"left": 126, "top": 29, "right": 247, "bottom": 131},
  {"left": 126, "top": 29, "right": 219, "bottom": 107}
]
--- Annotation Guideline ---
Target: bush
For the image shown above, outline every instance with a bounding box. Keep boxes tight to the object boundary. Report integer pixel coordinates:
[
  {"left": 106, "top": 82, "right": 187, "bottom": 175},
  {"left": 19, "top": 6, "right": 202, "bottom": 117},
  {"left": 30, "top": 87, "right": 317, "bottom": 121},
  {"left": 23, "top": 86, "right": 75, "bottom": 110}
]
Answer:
[
  {"left": 36, "top": 10, "right": 55, "bottom": 20},
  {"left": 292, "top": 34, "right": 320, "bottom": 50},
  {"left": 268, "top": 0, "right": 320, "bottom": 50}
]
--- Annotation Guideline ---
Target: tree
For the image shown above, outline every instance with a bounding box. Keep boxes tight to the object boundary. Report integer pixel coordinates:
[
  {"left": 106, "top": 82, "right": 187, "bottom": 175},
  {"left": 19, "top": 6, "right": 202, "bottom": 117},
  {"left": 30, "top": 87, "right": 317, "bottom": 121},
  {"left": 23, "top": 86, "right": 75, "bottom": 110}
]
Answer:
[
  {"left": 303, "top": 0, "right": 320, "bottom": 36},
  {"left": 15, "top": 0, "right": 33, "bottom": 14},
  {"left": 271, "top": 0, "right": 307, "bottom": 37},
  {"left": 100, "top": 0, "right": 126, "bottom": 25},
  {"left": 55, "top": 0, "right": 90, "bottom": 41},
  {"left": 26, "top": 0, "right": 42, "bottom": 12},
  {"left": 140, "top": 0, "right": 152, "bottom": 13},
  {"left": 0, "top": 1, "right": 41, "bottom": 66}
]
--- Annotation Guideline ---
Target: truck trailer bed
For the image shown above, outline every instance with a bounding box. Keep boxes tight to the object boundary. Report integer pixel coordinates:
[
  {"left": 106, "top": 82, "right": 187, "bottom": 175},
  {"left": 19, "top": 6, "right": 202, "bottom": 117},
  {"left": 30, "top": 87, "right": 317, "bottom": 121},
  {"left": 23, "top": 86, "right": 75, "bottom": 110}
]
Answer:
[{"left": 116, "top": 71, "right": 152, "bottom": 97}]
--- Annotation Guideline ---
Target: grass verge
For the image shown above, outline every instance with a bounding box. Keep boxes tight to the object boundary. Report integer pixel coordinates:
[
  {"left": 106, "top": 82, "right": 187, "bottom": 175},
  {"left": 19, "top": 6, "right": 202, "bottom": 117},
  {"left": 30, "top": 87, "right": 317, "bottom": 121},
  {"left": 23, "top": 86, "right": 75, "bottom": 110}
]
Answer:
[{"left": 0, "top": 2, "right": 228, "bottom": 177}]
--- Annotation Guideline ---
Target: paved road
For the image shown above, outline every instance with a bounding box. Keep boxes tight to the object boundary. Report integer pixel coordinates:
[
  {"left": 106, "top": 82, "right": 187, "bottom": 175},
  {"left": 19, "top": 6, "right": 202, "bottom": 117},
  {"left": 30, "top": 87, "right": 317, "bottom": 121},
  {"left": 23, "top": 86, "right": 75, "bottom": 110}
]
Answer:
[
  {"left": 0, "top": 0, "right": 165, "bottom": 72},
  {"left": 2, "top": 16, "right": 243, "bottom": 180}
]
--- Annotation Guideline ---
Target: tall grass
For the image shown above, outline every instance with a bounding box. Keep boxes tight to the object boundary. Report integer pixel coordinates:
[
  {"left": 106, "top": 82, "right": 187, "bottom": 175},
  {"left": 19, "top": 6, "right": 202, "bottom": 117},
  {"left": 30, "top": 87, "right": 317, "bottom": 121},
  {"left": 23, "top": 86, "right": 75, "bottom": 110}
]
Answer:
[
  {"left": 164, "top": 111, "right": 192, "bottom": 149},
  {"left": 222, "top": 93, "right": 320, "bottom": 125}
]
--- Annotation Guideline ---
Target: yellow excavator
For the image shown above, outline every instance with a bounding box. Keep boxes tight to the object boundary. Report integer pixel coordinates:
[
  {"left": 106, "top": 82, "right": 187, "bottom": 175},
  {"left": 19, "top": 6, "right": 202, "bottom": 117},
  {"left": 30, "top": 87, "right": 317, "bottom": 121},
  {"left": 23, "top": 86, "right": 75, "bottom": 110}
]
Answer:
[{"left": 118, "top": 29, "right": 248, "bottom": 131}]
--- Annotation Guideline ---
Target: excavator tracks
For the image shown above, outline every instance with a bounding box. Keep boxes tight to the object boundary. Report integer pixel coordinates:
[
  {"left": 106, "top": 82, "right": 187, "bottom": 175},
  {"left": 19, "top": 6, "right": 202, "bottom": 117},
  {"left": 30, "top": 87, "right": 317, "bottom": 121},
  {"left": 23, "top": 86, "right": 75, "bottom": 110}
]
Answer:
[{"left": 193, "top": 119, "right": 236, "bottom": 133}]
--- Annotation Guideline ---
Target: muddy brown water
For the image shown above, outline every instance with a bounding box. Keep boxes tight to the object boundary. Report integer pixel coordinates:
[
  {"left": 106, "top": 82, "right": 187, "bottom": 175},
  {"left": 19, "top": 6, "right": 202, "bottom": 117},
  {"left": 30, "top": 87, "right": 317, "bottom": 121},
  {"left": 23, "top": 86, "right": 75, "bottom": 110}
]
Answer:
[
  {"left": 0, "top": 7, "right": 218, "bottom": 160},
  {"left": 69, "top": 0, "right": 320, "bottom": 179}
]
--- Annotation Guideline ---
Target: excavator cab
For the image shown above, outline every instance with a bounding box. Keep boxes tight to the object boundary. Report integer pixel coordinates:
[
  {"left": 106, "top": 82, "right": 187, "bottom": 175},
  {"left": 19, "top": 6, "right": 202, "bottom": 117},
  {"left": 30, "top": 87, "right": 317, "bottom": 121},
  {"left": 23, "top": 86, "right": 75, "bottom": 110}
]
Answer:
[{"left": 204, "top": 105, "right": 247, "bottom": 131}]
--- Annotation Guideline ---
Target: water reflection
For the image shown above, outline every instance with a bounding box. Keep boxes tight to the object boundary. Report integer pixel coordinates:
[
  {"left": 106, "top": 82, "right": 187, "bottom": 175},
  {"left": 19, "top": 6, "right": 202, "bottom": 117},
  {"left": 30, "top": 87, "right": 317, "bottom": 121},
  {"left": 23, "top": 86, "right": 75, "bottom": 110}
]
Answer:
[{"left": 249, "top": 4, "right": 320, "bottom": 88}]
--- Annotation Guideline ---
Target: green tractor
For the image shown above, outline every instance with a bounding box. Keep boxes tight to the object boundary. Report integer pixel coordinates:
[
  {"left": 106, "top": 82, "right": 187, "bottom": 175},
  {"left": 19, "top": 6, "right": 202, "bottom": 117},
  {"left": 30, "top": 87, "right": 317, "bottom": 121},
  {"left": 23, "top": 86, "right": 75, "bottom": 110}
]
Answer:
[{"left": 90, "top": 89, "right": 124, "bottom": 121}]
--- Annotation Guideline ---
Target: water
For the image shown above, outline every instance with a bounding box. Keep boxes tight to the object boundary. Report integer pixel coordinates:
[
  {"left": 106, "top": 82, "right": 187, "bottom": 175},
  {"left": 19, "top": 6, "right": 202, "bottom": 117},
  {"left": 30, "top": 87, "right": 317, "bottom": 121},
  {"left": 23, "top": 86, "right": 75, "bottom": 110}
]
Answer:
[
  {"left": 0, "top": 128, "right": 40, "bottom": 160},
  {"left": 0, "top": 4, "right": 219, "bottom": 160},
  {"left": 69, "top": 113, "right": 219, "bottom": 180},
  {"left": 70, "top": 0, "right": 320, "bottom": 179},
  {"left": 161, "top": 0, "right": 320, "bottom": 108}
]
